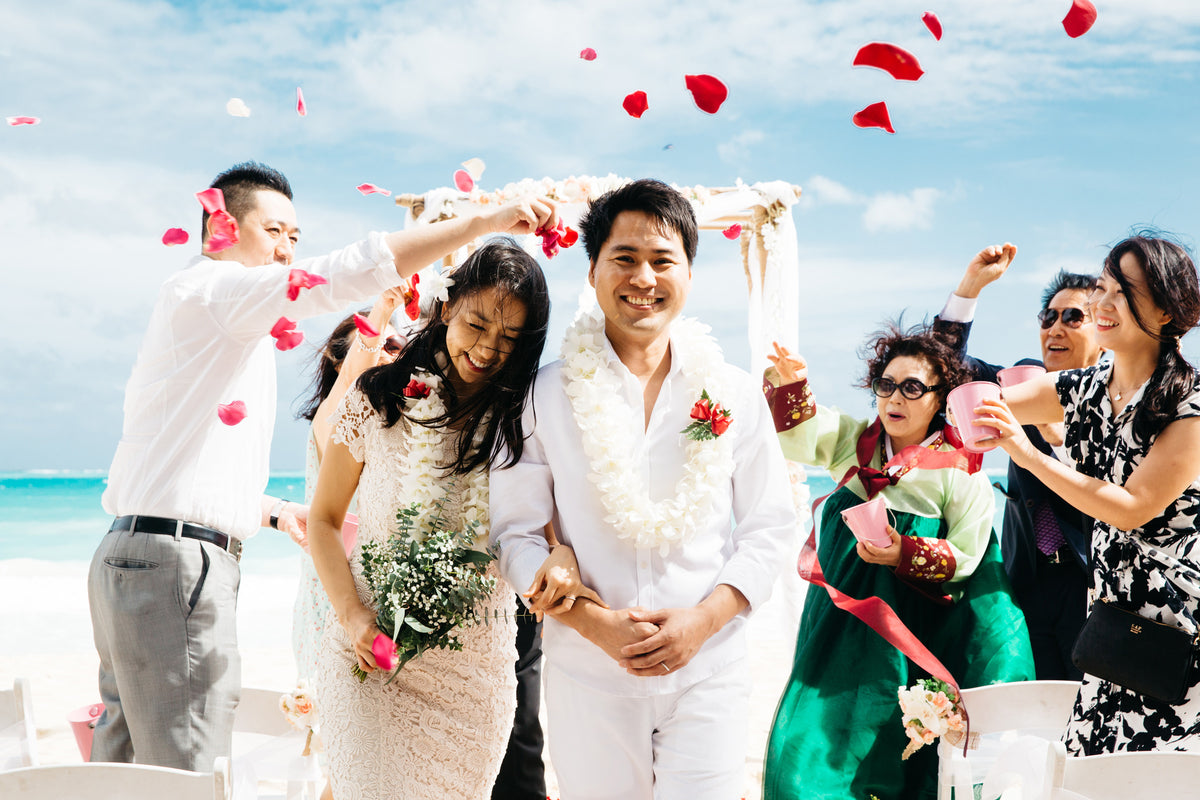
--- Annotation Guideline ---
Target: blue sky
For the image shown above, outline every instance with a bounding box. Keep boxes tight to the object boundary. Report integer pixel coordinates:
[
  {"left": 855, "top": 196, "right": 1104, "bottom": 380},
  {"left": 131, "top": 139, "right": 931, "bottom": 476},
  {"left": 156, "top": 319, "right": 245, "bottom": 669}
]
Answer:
[{"left": 3, "top": 0, "right": 1200, "bottom": 471}]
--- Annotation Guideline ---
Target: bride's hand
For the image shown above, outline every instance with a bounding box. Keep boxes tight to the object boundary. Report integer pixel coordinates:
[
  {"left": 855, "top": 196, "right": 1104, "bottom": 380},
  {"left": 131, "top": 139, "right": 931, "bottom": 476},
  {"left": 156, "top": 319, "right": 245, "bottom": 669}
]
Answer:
[
  {"left": 525, "top": 544, "right": 608, "bottom": 621},
  {"left": 344, "top": 602, "right": 385, "bottom": 673}
]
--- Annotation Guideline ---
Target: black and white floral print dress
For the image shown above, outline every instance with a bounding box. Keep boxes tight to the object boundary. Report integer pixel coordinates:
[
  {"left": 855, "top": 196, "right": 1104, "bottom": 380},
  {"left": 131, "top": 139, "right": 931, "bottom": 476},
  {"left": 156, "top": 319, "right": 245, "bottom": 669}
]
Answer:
[{"left": 1057, "top": 364, "right": 1200, "bottom": 754}]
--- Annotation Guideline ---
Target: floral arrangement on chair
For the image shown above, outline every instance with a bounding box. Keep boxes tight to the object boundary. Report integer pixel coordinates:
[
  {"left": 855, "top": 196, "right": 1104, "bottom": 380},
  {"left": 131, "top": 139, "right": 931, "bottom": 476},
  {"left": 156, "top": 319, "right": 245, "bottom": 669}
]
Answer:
[{"left": 279, "top": 681, "right": 322, "bottom": 756}]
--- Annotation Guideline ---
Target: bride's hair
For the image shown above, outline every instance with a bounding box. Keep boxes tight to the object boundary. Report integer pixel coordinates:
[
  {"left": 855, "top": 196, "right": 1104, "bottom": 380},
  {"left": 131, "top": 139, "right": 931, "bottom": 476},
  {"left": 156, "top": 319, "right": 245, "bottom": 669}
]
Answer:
[{"left": 356, "top": 237, "right": 550, "bottom": 475}]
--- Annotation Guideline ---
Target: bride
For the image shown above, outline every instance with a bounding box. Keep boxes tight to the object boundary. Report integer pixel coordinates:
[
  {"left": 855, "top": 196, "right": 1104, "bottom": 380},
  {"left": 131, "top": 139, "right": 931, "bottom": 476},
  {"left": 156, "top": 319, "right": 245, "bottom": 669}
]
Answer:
[{"left": 307, "top": 235, "right": 591, "bottom": 799}]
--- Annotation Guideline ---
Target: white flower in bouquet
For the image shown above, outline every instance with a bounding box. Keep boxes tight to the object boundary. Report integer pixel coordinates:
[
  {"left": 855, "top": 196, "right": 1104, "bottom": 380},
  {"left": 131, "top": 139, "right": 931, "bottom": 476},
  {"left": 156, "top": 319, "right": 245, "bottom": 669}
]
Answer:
[{"left": 897, "top": 678, "right": 965, "bottom": 760}]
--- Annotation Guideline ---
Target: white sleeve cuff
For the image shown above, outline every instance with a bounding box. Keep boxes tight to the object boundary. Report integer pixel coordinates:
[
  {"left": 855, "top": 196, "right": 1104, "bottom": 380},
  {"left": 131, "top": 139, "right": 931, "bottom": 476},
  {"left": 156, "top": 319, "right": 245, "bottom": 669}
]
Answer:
[{"left": 941, "top": 293, "right": 978, "bottom": 323}]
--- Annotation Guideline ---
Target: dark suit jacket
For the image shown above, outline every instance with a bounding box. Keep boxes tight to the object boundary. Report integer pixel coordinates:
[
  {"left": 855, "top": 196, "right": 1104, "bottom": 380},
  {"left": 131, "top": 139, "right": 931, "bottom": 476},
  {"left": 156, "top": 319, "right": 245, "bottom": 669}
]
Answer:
[{"left": 932, "top": 317, "right": 1091, "bottom": 592}]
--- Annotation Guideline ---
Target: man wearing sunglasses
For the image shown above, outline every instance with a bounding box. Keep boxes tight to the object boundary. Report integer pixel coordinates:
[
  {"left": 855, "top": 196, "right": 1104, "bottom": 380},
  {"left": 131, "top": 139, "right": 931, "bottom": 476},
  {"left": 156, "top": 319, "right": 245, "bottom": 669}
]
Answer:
[{"left": 932, "top": 245, "right": 1102, "bottom": 681}]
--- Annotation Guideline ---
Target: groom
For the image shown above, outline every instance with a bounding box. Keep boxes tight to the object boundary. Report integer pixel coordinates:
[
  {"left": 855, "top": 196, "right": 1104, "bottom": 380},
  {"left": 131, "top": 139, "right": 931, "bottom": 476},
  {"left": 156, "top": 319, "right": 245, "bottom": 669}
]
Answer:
[{"left": 490, "top": 179, "right": 795, "bottom": 799}]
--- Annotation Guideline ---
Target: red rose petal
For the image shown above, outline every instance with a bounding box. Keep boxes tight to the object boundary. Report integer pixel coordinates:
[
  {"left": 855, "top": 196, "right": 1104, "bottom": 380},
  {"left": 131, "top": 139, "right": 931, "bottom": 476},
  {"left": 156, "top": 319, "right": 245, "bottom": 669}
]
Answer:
[
  {"left": 162, "top": 228, "right": 189, "bottom": 246},
  {"left": 722, "top": 224, "right": 742, "bottom": 240},
  {"left": 1062, "top": 0, "right": 1097, "bottom": 38},
  {"left": 372, "top": 633, "right": 397, "bottom": 671},
  {"left": 404, "top": 274, "right": 421, "bottom": 321},
  {"left": 852, "top": 101, "right": 896, "bottom": 134},
  {"left": 275, "top": 330, "right": 304, "bottom": 351},
  {"left": 853, "top": 42, "right": 925, "bottom": 81},
  {"left": 270, "top": 316, "right": 297, "bottom": 337},
  {"left": 356, "top": 183, "right": 392, "bottom": 196},
  {"left": 217, "top": 400, "right": 247, "bottom": 426},
  {"left": 403, "top": 379, "right": 431, "bottom": 398},
  {"left": 684, "top": 74, "right": 729, "bottom": 114},
  {"left": 6, "top": 116, "right": 40, "bottom": 126},
  {"left": 195, "top": 187, "right": 226, "bottom": 214},
  {"left": 922, "top": 12, "right": 943, "bottom": 41},
  {"left": 622, "top": 91, "right": 649, "bottom": 119},
  {"left": 580, "top": 47, "right": 597, "bottom": 61},
  {"left": 286, "top": 269, "right": 328, "bottom": 301},
  {"left": 559, "top": 226, "right": 579, "bottom": 248},
  {"left": 353, "top": 313, "right": 380, "bottom": 337},
  {"left": 205, "top": 210, "right": 240, "bottom": 253},
  {"left": 296, "top": 87, "right": 307, "bottom": 117},
  {"left": 453, "top": 170, "right": 474, "bottom": 193}
]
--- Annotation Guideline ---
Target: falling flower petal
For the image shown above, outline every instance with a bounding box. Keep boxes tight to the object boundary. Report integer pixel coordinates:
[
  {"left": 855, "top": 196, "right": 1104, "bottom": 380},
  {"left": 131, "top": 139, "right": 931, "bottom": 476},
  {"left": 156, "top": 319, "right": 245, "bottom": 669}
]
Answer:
[
  {"left": 271, "top": 317, "right": 297, "bottom": 338},
  {"left": 852, "top": 101, "right": 896, "bottom": 134},
  {"left": 684, "top": 74, "right": 729, "bottom": 114},
  {"left": 853, "top": 42, "right": 925, "bottom": 81},
  {"left": 372, "top": 633, "right": 397, "bottom": 671},
  {"left": 225, "top": 98, "right": 251, "bottom": 117},
  {"left": 206, "top": 210, "right": 240, "bottom": 253},
  {"left": 162, "top": 228, "right": 189, "bottom": 246},
  {"left": 453, "top": 169, "right": 474, "bottom": 193},
  {"left": 217, "top": 400, "right": 247, "bottom": 426},
  {"left": 404, "top": 274, "right": 421, "bottom": 321},
  {"left": 559, "top": 226, "right": 579, "bottom": 248},
  {"left": 354, "top": 313, "right": 380, "bottom": 337},
  {"left": 580, "top": 47, "right": 597, "bottom": 61},
  {"left": 722, "top": 224, "right": 742, "bottom": 240},
  {"left": 1062, "top": 0, "right": 1098, "bottom": 38},
  {"left": 622, "top": 91, "right": 649, "bottom": 119},
  {"left": 922, "top": 12, "right": 943, "bottom": 40},
  {"left": 195, "top": 187, "right": 227, "bottom": 214},
  {"left": 296, "top": 87, "right": 307, "bottom": 116},
  {"left": 461, "top": 157, "right": 486, "bottom": 181},
  {"left": 356, "top": 183, "right": 392, "bottom": 196},
  {"left": 286, "top": 269, "right": 328, "bottom": 301},
  {"left": 6, "top": 116, "right": 40, "bottom": 126},
  {"left": 270, "top": 316, "right": 304, "bottom": 351}
]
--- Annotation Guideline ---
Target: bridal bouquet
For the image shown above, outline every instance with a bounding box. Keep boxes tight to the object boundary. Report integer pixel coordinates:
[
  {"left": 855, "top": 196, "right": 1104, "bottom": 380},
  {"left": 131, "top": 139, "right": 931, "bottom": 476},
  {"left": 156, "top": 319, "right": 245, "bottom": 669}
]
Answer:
[
  {"left": 353, "top": 502, "right": 497, "bottom": 682},
  {"left": 279, "top": 681, "right": 322, "bottom": 755},
  {"left": 897, "top": 678, "right": 965, "bottom": 760}
]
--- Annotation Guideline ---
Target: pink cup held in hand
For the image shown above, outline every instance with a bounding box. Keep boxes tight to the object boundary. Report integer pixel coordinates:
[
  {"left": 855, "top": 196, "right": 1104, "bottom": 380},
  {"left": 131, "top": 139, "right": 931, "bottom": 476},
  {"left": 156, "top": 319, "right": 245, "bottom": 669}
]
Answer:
[
  {"left": 947, "top": 381, "right": 1003, "bottom": 453},
  {"left": 67, "top": 702, "right": 104, "bottom": 761},
  {"left": 997, "top": 365, "right": 1046, "bottom": 388},
  {"left": 840, "top": 496, "right": 893, "bottom": 548}
]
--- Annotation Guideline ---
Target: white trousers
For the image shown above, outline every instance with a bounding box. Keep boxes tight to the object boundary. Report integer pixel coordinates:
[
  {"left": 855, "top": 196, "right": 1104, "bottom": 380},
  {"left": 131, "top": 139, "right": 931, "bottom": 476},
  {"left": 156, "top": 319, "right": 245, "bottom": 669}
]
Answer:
[{"left": 544, "top": 658, "right": 749, "bottom": 800}]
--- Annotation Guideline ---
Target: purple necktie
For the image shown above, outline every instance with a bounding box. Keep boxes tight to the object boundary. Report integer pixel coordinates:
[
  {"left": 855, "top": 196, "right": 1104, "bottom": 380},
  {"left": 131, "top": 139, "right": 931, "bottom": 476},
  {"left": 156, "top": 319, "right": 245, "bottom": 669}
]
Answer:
[{"left": 1033, "top": 503, "right": 1066, "bottom": 555}]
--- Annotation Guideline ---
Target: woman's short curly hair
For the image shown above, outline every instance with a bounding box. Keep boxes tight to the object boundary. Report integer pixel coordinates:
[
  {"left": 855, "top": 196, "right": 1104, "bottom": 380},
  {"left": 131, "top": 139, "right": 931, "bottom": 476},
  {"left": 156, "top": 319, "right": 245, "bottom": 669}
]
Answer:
[{"left": 858, "top": 320, "right": 973, "bottom": 416}]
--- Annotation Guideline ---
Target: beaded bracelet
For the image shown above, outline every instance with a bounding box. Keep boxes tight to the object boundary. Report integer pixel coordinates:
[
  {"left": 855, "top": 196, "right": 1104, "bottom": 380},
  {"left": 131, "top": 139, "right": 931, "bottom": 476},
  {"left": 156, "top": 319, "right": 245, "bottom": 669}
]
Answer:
[{"left": 358, "top": 334, "right": 383, "bottom": 353}]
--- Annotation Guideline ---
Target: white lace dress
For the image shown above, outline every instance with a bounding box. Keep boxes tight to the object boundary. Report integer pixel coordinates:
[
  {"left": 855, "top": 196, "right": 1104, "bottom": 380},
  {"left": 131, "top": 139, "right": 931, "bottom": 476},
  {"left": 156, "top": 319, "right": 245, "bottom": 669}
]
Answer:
[{"left": 312, "top": 388, "right": 517, "bottom": 800}]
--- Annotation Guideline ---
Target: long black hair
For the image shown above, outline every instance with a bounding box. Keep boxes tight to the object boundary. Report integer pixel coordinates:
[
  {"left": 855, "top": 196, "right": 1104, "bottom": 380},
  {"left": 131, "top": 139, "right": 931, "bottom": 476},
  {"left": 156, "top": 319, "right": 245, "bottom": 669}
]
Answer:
[
  {"left": 1103, "top": 234, "right": 1200, "bottom": 442},
  {"left": 357, "top": 237, "right": 549, "bottom": 475},
  {"left": 296, "top": 309, "right": 370, "bottom": 422}
]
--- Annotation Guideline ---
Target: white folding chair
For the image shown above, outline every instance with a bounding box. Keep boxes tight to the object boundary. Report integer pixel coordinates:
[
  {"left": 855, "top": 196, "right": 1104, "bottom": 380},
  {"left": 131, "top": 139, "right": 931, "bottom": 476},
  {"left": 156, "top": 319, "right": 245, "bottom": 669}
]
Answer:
[
  {"left": 231, "top": 687, "right": 321, "bottom": 800},
  {"left": 0, "top": 756, "right": 230, "bottom": 799},
  {"left": 0, "top": 676, "right": 38, "bottom": 769},
  {"left": 937, "top": 680, "right": 1080, "bottom": 800},
  {"left": 1048, "top": 740, "right": 1200, "bottom": 799}
]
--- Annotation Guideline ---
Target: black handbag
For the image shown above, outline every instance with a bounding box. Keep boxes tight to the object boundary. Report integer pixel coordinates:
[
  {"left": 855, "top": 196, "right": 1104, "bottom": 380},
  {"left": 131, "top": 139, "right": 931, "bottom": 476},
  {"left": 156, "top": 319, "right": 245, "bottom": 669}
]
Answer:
[{"left": 1071, "top": 600, "right": 1200, "bottom": 704}]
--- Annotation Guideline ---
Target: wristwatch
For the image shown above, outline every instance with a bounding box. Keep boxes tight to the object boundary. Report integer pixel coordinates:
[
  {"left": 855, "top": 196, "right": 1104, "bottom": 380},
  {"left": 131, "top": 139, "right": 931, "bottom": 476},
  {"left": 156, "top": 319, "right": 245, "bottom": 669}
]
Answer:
[{"left": 269, "top": 499, "right": 287, "bottom": 530}]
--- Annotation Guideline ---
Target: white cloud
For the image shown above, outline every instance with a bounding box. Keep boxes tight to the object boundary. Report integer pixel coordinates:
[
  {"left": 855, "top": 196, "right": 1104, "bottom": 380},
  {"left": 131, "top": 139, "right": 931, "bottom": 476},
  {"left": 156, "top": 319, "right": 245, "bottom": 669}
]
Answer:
[
  {"left": 800, "top": 175, "right": 862, "bottom": 208},
  {"left": 862, "top": 188, "right": 942, "bottom": 233},
  {"left": 717, "top": 130, "right": 765, "bottom": 166}
]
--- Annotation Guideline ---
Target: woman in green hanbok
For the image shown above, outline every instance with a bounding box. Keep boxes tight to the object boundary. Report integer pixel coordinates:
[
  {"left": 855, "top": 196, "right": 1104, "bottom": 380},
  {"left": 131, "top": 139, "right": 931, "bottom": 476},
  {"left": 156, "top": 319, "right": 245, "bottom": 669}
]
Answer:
[{"left": 761, "top": 324, "right": 1034, "bottom": 800}]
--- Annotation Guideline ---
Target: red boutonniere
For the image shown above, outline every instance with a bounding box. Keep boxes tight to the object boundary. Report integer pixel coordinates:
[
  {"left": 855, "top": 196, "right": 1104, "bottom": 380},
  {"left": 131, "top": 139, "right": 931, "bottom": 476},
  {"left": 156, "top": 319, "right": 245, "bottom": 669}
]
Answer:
[
  {"left": 403, "top": 379, "right": 430, "bottom": 399},
  {"left": 681, "top": 390, "right": 732, "bottom": 440}
]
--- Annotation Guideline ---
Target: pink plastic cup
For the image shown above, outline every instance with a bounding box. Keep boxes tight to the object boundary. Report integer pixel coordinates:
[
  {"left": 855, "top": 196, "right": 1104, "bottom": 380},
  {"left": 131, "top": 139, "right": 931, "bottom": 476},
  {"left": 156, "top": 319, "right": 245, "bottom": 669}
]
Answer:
[
  {"left": 840, "top": 496, "right": 894, "bottom": 548},
  {"left": 997, "top": 365, "right": 1046, "bottom": 388},
  {"left": 67, "top": 702, "right": 104, "bottom": 761},
  {"left": 947, "top": 381, "right": 1003, "bottom": 453},
  {"left": 342, "top": 513, "right": 359, "bottom": 556}
]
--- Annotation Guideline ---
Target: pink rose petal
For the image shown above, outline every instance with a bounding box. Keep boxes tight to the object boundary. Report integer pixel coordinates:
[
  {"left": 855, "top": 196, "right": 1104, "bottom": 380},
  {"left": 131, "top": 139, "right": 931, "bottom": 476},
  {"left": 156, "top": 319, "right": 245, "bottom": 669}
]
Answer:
[
  {"left": 559, "top": 226, "right": 579, "bottom": 248},
  {"left": 296, "top": 87, "right": 307, "bottom": 116},
  {"left": 685, "top": 74, "right": 729, "bottom": 114},
  {"left": 853, "top": 101, "right": 896, "bottom": 134},
  {"left": 162, "top": 228, "right": 189, "bottom": 246},
  {"left": 270, "top": 316, "right": 304, "bottom": 350},
  {"left": 453, "top": 169, "right": 474, "bottom": 193},
  {"left": 353, "top": 313, "right": 380, "bottom": 337},
  {"left": 206, "top": 210, "right": 240, "bottom": 253},
  {"left": 271, "top": 316, "right": 297, "bottom": 338},
  {"left": 372, "top": 633, "right": 397, "bottom": 671},
  {"left": 580, "top": 47, "right": 597, "bottom": 61},
  {"left": 356, "top": 183, "right": 392, "bottom": 196},
  {"left": 622, "top": 91, "right": 649, "bottom": 119},
  {"left": 404, "top": 274, "right": 421, "bottom": 321},
  {"left": 722, "top": 224, "right": 742, "bottom": 240},
  {"left": 922, "top": 11, "right": 943, "bottom": 40},
  {"left": 286, "top": 269, "right": 328, "bottom": 301},
  {"left": 853, "top": 42, "right": 925, "bottom": 81},
  {"left": 195, "top": 187, "right": 227, "bottom": 214},
  {"left": 1063, "top": 0, "right": 1098, "bottom": 38},
  {"left": 6, "top": 116, "right": 40, "bottom": 126},
  {"left": 217, "top": 400, "right": 247, "bottom": 426}
]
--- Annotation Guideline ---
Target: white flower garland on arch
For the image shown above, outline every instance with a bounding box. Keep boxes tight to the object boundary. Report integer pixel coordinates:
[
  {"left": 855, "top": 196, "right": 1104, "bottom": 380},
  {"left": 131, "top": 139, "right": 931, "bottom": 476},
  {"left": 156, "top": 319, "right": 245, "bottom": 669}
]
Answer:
[{"left": 560, "top": 309, "right": 737, "bottom": 554}]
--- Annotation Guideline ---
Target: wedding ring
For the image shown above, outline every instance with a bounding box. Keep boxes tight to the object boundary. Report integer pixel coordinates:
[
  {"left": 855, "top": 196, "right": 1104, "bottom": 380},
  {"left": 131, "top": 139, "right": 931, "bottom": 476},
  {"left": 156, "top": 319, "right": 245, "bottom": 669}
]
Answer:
[
  {"left": 661, "top": 662, "right": 671, "bottom": 673},
  {"left": 565, "top": 595, "right": 577, "bottom": 601}
]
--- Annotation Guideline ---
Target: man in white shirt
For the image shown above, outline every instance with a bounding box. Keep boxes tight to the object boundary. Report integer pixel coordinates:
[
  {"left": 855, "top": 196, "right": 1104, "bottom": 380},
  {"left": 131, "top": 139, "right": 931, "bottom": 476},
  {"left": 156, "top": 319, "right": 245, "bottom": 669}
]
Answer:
[
  {"left": 89, "top": 161, "right": 554, "bottom": 771},
  {"left": 490, "top": 179, "right": 795, "bottom": 800}
]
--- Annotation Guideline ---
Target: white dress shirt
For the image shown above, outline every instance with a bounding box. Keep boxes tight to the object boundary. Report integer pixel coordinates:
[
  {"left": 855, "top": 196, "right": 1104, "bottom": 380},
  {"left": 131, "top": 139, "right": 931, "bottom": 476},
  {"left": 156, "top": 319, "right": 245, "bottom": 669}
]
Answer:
[
  {"left": 490, "top": 332, "right": 796, "bottom": 696},
  {"left": 102, "top": 234, "right": 398, "bottom": 540}
]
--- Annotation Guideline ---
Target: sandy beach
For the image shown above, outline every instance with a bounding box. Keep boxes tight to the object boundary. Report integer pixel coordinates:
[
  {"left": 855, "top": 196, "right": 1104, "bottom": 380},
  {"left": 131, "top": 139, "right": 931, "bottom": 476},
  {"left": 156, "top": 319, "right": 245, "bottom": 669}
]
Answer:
[{"left": 0, "top": 553, "right": 806, "bottom": 798}]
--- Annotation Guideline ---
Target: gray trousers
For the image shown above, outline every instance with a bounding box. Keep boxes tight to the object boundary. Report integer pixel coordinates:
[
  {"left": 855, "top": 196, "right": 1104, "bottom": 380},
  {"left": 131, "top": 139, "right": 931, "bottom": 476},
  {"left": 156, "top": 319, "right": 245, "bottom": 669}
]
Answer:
[{"left": 87, "top": 527, "right": 241, "bottom": 770}]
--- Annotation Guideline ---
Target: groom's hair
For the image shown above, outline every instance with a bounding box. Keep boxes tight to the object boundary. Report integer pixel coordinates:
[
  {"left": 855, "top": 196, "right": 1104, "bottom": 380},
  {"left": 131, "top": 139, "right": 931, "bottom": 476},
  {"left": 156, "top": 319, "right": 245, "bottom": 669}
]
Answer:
[
  {"left": 202, "top": 161, "right": 293, "bottom": 242},
  {"left": 579, "top": 178, "right": 698, "bottom": 265}
]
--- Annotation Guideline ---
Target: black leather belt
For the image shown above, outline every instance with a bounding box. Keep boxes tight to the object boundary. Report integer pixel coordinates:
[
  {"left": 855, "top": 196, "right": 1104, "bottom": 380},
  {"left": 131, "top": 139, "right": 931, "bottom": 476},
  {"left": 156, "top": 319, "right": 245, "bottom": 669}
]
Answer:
[{"left": 110, "top": 515, "right": 243, "bottom": 560}]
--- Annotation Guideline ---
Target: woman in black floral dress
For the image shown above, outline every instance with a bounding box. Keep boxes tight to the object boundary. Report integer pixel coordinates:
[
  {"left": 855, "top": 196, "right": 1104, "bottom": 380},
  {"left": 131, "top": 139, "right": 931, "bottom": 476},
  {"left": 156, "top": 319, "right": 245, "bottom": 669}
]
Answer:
[{"left": 978, "top": 233, "right": 1200, "bottom": 754}]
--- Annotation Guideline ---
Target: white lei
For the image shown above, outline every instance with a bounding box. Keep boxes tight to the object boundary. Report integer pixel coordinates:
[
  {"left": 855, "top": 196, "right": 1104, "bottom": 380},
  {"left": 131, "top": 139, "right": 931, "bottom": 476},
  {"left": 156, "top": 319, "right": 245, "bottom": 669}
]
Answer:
[
  {"left": 561, "top": 309, "right": 737, "bottom": 554},
  {"left": 395, "top": 371, "right": 490, "bottom": 550}
]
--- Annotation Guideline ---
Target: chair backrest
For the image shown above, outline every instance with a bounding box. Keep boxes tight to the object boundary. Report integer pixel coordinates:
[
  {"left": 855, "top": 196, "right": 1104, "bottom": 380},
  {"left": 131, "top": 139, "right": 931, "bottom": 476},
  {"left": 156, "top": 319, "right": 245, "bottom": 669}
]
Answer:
[
  {"left": 233, "top": 687, "right": 293, "bottom": 737},
  {"left": 0, "top": 756, "right": 230, "bottom": 799},
  {"left": 1055, "top": 746, "right": 1200, "bottom": 798},
  {"left": 0, "top": 676, "right": 38, "bottom": 768}
]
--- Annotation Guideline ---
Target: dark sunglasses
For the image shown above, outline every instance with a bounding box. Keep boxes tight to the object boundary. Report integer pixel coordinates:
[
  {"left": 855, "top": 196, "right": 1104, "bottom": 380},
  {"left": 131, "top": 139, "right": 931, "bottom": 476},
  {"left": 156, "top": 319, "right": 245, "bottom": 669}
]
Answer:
[
  {"left": 871, "top": 377, "right": 942, "bottom": 400},
  {"left": 1037, "top": 307, "right": 1088, "bottom": 329},
  {"left": 382, "top": 335, "right": 406, "bottom": 356}
]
